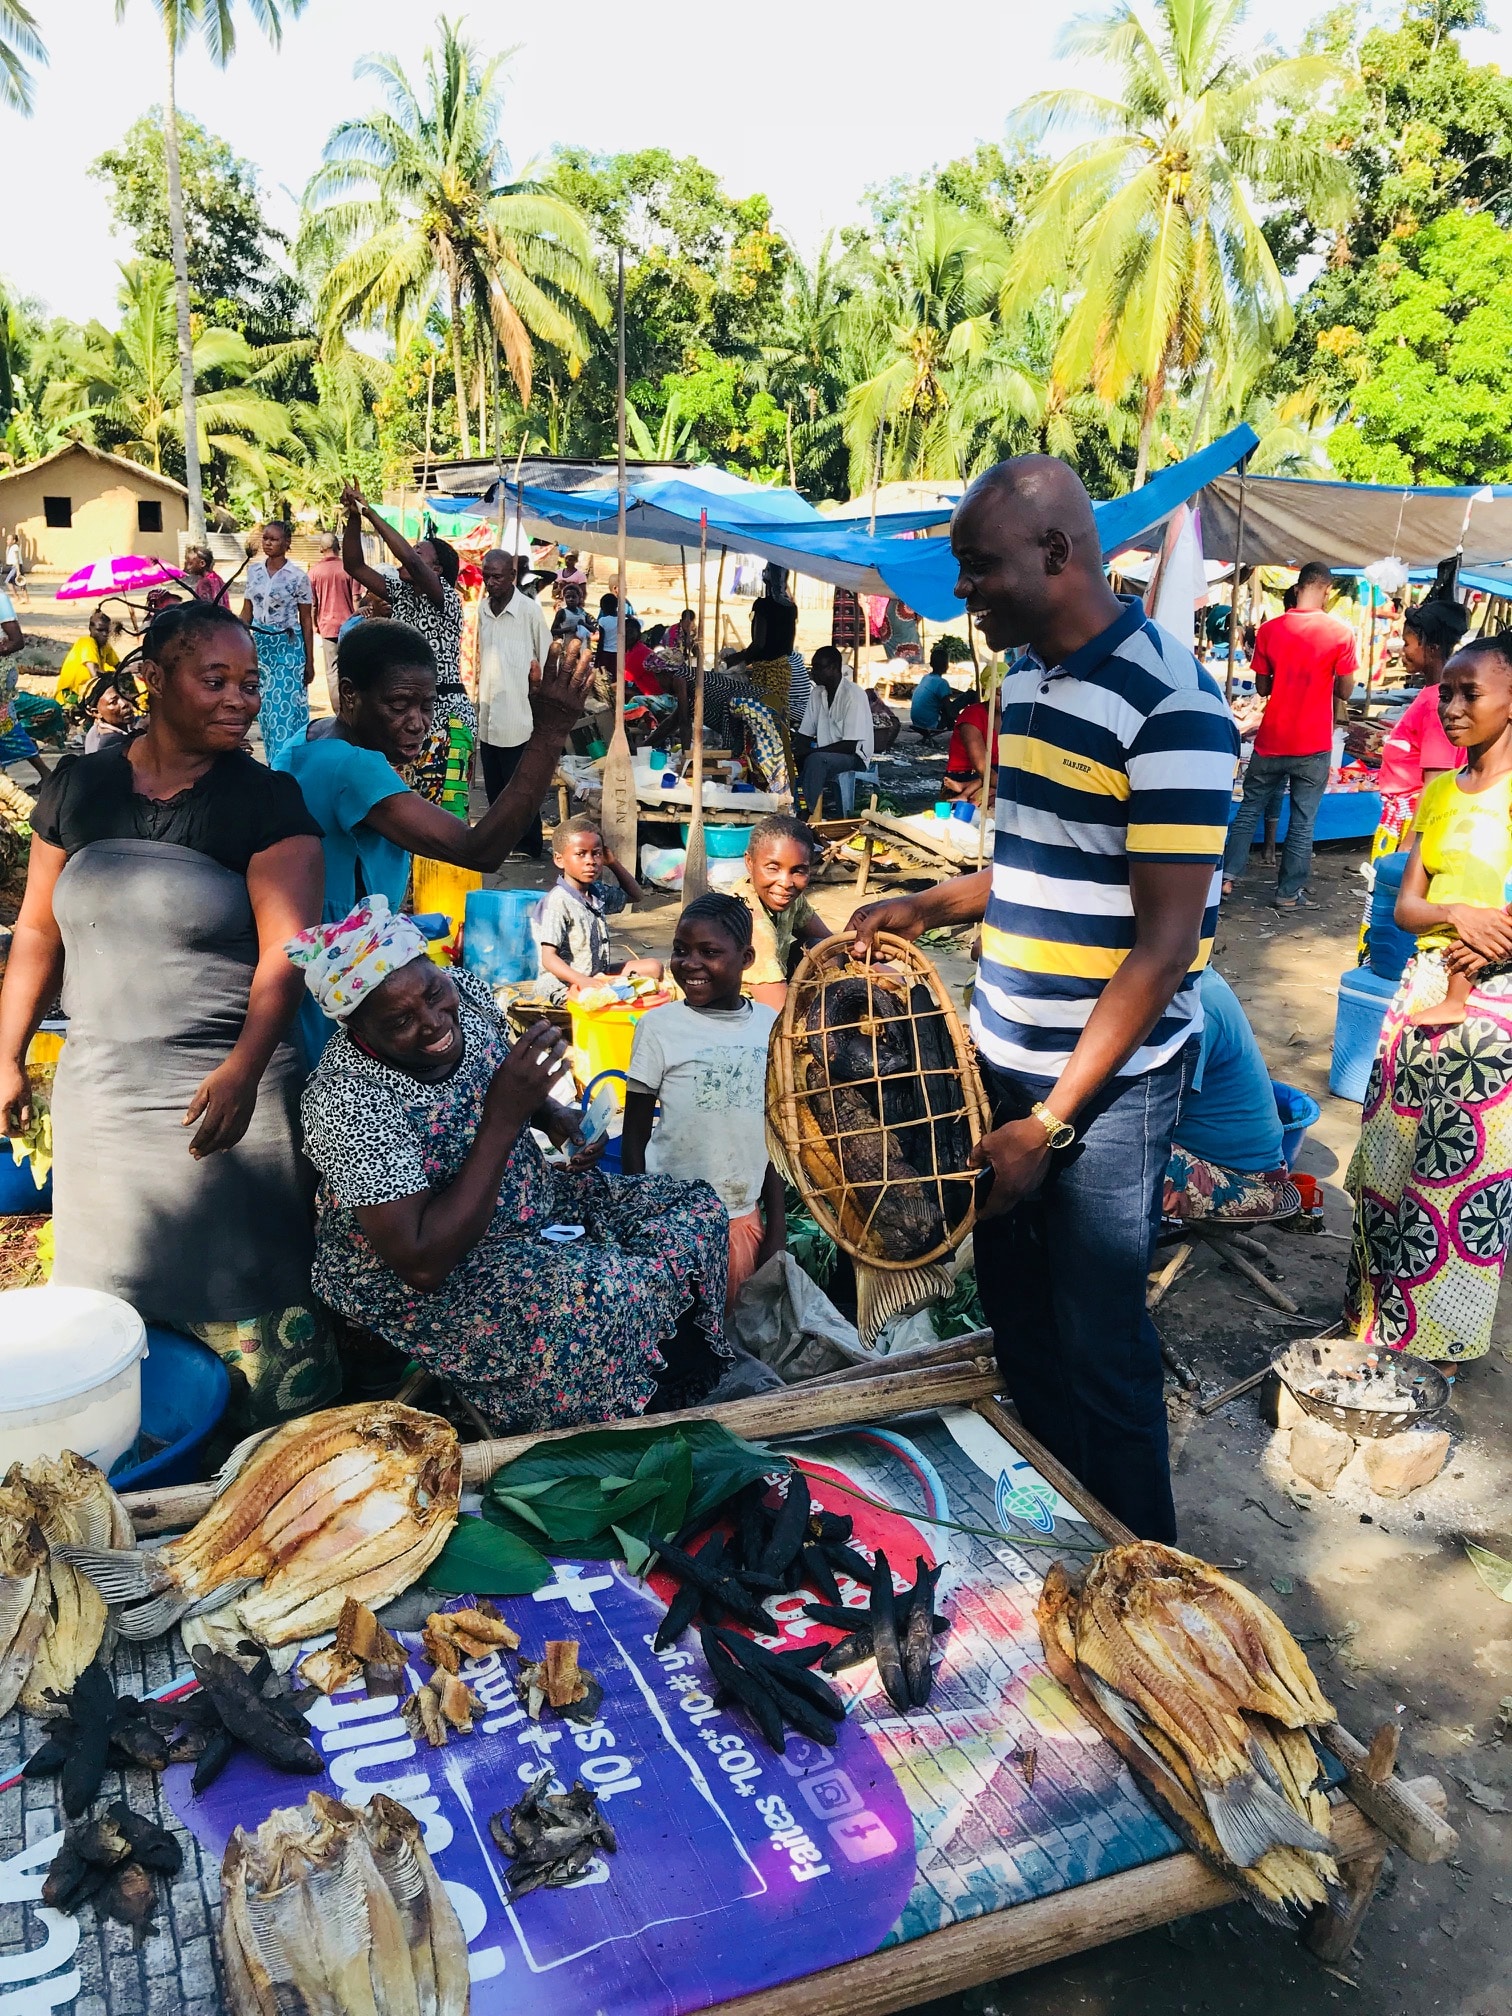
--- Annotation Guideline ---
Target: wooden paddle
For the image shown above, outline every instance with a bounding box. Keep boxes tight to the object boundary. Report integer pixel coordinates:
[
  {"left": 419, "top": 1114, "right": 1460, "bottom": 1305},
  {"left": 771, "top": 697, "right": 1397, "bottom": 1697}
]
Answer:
[
  {"left": 599, "top": 248, "right": 638, "bottom": 872},
  {"left": 682, "top": 506, "right": 710, "bottom": 904}
]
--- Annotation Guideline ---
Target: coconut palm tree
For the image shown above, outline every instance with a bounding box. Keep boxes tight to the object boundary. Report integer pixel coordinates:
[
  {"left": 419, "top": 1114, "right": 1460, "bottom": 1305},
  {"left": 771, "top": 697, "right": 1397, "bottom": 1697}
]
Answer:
[
  {"left": 66, "top": 260, "right": 293, "bottom": 486},
  {"left": 0, "top": 1, "right": 43, "bottom": 113},
  {"left": 1006, "top": 0, "right": 1351, "bottom": 485},
  {"left": 841, "top": 196, "right": 1014, "bottom": 490},
  {"left": 300, "top": 17, "right": 608, "bottom": 459},
  {"left": 113, "top": 1, "right": 309, "bottom": 537}
]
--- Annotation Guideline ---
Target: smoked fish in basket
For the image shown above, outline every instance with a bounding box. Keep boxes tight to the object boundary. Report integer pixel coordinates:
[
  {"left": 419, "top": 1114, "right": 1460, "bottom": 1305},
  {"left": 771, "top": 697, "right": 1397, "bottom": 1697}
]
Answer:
[{"left": 767, "top": 932, "right": 989, "bottom": 1341}]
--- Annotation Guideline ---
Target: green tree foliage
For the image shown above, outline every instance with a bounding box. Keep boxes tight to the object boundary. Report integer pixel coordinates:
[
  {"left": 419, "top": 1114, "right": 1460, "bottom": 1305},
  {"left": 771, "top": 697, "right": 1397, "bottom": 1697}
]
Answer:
[
  {"left": 1324, "top": 210, "right": 1512, "bottom": 483},
  {"left": 90, "top": 113, "right": 310, "bottom": 354},
  {"left": 52, "top": 259, "right": 292, "bottom": 490},
  {"left": 1006, "top": 0, "right": 1351, "bottom": 483},
  {"left": 0, "top": 0, "right": 43, "bottom": 113},
  {"left": 301, "top": 19, "right": 607, "bottom": 459}
]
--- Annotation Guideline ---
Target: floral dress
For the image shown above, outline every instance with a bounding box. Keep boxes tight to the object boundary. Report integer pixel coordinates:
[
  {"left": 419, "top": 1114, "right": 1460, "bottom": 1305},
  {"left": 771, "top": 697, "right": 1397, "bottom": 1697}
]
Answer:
[
  {"left": 300, "top": 970, "right": 730, "bottom": 1429},
  {"left": 245, "top": 557, "right": 313, "bottom": 754}
]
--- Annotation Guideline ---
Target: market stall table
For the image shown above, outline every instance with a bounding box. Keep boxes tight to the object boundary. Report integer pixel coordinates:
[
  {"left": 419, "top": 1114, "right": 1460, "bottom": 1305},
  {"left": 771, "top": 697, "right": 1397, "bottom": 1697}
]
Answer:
[{"left": 0, "top": 1359, "right": 1451, "bottom": 2016}]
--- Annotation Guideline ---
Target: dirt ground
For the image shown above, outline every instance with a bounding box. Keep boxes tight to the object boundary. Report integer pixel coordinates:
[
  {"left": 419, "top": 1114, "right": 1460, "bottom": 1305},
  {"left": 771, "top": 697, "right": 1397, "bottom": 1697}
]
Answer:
[{"left": 12, "top": 581, "right": 1510, "bottom": 2008}]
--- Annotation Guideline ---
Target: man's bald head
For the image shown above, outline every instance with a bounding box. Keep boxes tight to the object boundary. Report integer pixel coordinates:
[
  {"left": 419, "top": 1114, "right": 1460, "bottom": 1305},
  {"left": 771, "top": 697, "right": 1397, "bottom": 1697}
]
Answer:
[{"left": 950, "top": 454, "right": 1118, "bottom": 659}]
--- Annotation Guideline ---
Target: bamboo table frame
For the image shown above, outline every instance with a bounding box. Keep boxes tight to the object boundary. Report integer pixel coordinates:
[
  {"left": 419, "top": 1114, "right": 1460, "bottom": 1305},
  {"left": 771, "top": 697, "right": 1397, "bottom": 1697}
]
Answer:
[{"left": 115, "top": 1359, "right": 1453, "bottom": 2013}]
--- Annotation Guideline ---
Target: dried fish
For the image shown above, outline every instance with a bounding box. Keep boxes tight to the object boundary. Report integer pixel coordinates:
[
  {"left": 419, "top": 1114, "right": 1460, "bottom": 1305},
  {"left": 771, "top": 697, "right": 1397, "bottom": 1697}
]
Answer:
[
  {"left": 1038, "top": 1553, "right": 1338, "bottom": 1923},
  {"left": 191, "top": 1652, "right": 322, "bottom": 1783},
  {"left": 489, "top": 1769, "right": 617, "bottom": 1897},
  {"left": 300, "top": 1596, "right": 410, "bottom": 1697},
  {"left": 516, "top": 1640, "right": 599, "bottom": 1723},
  {"left": 22, "top": 1660, "right": 185, "bottom": 1815},
  {"left": 653, "top": 1535, "right": 724, "bottom": 1652},
  {"left": 422, "top": 1604, "right": 520, "bottom": 1672},
  {"left": 901, "top": 1557, "right": 941, "bottom": 1707},
  {"left": 219, "top": 1792, "right": 468, "bottom": 2014},
  {"left": 42, "top": 1802, "right": 182, "bottom": 1937},
  {"left": 403, "top": 1669, "right": 480, "bottom": 1748},
  {"left": 62, "top": 1402, "right": 460, "bottom": 1646},
  {"left": 0, "top": 1454, "right": 134, "bottom": 1715},
  {"left": 758, "top": 1469, "right": 811, "bottom": 1580},
  {"left": 867, "top": 1549, "right": 910, "bottom": 1714}
]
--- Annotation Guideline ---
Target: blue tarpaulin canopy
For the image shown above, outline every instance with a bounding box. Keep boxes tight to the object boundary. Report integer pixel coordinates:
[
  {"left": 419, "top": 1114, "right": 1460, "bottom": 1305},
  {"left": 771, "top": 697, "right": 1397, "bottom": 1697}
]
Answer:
[{"left": 424, "top": 426, "right": 1259, "bottom": 621}]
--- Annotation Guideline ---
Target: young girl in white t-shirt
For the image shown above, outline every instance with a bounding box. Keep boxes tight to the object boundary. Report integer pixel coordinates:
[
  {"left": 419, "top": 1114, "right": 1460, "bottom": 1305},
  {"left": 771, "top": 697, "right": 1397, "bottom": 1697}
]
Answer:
[{"left": 620, "top": 892, "right": 785, "bottom": 1306}]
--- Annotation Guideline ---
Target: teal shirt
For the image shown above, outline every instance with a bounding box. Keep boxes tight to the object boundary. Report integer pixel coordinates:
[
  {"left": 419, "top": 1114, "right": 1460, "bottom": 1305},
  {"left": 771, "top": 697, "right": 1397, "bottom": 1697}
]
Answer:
[
  {"left": 1173, "top": 969, "right": 1284, "bottom": 1173},
  {"left": 273, "top": 731, "right": 411, "bottom": 921},
  {"left": 272, "top": 730, "right": 411, "bottom": 1061}
]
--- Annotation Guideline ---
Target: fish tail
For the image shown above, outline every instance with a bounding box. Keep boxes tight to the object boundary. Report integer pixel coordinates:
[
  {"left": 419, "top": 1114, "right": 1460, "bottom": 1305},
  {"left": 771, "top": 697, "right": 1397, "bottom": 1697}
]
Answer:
[
  {"left": 53, "top": 1545, "right": 161, "bottom": 1606},
  {"left": 1203, "top": 1768, "right": 1334, "bottom": 1867}
]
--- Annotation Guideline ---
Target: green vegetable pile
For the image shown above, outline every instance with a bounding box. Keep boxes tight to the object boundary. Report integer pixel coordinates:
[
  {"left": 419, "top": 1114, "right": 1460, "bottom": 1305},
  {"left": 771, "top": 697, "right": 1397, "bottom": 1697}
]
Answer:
[{"left": 431, "top": 1422, "right": 785, "bottom": 1596}]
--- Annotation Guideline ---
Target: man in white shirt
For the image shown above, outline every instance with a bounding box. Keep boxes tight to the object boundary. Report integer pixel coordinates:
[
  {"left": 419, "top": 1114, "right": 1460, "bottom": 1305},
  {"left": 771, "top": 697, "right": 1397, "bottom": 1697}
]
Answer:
[
  {"left": 795, "top": 644, "right": 874, "bottom": 815},
  {"left": 475, "top": 548, "right": 552, "bottom": 857}
]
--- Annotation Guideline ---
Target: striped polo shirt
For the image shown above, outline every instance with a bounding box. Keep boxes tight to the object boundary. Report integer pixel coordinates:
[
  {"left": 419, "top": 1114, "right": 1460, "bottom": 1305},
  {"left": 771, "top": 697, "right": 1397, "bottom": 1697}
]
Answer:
[{"left": 971, "top": 597, "right": 1239, "bottom": 1081}]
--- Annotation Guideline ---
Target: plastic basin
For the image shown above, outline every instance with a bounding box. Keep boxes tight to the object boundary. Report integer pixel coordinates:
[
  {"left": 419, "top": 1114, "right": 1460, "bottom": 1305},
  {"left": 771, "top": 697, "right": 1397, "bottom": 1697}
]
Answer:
[
  {"left": 0, "top": 1152, "right": 51, "bottom": 1213},
  {"left": 1272, "top": 1079, "right": 1321, "bottom": 1170},
  {"left": 110, "top": 1328, "right": 231, "bottom": 1490},
  {"left": 680, "top": 822, "right": 753, "bottom": 858}
]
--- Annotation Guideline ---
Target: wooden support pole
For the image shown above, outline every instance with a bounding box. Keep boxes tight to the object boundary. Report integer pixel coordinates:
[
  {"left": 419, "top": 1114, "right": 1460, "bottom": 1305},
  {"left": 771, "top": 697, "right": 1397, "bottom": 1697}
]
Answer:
[{"left": 1225, "top": 456, "right": 1249, "bottom": 704}]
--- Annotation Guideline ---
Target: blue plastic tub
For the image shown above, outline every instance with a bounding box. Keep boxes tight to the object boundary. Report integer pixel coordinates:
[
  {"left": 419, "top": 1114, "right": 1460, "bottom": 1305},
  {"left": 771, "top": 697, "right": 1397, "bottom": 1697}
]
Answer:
[
  {"left": 109, "top": 1328, "right": 231, "bottom": 1491},
  {"left": 1330, "top": 965, "right": 1398, "bottom": 1102},
  {"left": 463, "top": 888, "right": 539, "bottom": 986},
  {"left": 1366, "top": 850, "right": 1416, "bottom": 982},
  {"left": 680, "top": 822, "right": 753, "bottom": 858},
  {"left": 0, "top": 1152, "right": 50, "bottom": 1213},
  {"left": 1272, "top": 1080, "right": 1321, "bottom": 1170}
]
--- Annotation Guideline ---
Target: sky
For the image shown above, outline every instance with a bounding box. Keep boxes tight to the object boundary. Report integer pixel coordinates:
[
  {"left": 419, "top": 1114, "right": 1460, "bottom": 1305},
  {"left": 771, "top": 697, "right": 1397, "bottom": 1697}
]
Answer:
[{"left": 5, "top": 0, "right": 1512, "bottom": 327}]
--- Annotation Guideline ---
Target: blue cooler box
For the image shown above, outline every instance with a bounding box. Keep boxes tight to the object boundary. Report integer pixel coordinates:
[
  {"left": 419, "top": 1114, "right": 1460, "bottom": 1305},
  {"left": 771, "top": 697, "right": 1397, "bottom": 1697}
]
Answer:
[{"left": 1330, "top": 965, "right": 1398, "bottom": 1101}]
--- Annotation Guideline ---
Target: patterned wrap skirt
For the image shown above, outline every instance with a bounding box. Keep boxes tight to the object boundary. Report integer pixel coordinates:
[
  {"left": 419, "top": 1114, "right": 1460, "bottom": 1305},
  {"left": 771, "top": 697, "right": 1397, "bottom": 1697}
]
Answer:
[
  {"left": 253, "top": 628, "right": 309, "bottom": 755},
  {"left": 1346, "top": 951, "right": 1512, "bottom": 1361}
]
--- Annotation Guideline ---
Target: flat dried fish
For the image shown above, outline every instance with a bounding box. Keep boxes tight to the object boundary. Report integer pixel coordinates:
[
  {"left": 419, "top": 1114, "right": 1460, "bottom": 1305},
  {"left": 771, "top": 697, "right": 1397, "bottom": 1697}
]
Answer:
[
  {"left": 219, "top": 1792, "right": 467, "bottom": 2015},
  {"left": 62, "top": 1404, "right": 460, "bottom": 1646}
]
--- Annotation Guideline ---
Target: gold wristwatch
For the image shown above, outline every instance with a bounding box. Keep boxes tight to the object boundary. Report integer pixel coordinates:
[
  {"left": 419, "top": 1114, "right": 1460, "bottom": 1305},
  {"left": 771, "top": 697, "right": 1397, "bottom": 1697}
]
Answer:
[{"left": 1030, "top": 1100, "right": 1075, "bottom": 1150}]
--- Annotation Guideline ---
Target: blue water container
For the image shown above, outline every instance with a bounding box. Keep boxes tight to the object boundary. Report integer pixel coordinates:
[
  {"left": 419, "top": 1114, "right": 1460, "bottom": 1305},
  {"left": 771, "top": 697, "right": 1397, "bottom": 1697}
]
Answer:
[
  {"left": 1366, "top": 851, "right": 1415, "bottom": 983},
  {"left": 1330, "top": 965, "right": 1399, "bottom": 1101},
  {"left": 463, "top": 888, "right": 539, "bottom": 986},
  {"left": 0, "top": 1151, "right": 50, "bottom": 1213},
  {"left": 109, "top": 1329, "right": 231, "bottom": 1490}
]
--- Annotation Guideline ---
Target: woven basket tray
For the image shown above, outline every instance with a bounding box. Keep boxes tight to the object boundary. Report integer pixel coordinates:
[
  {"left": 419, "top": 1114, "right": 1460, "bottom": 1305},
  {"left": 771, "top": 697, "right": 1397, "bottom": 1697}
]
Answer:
[{"left": 767, "top": 932, "right": 990, "bottom": 1340}]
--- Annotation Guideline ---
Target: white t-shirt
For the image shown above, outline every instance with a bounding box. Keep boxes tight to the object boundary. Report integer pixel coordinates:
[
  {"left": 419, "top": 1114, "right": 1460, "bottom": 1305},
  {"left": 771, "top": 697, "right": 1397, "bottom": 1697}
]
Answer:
[
  {"left": 626, "top": 998, "right": 777, "bottom": 1219},
  {"left": 799, "top": 675, "right": 875, "bottom": 762}
]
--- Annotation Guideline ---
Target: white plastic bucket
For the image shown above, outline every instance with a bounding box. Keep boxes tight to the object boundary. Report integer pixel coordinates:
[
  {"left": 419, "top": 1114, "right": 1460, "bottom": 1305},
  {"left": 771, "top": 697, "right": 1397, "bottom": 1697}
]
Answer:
[{"left": 0, "top": 1286, "right": 147, "bottom": 1476}]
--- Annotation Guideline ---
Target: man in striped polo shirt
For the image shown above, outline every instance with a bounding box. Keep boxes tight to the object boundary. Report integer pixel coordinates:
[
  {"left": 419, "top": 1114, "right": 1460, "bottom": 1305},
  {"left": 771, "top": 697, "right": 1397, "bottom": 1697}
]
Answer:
[{"left": 851, "top": 458, "right": 1238, "bottom": 1539}]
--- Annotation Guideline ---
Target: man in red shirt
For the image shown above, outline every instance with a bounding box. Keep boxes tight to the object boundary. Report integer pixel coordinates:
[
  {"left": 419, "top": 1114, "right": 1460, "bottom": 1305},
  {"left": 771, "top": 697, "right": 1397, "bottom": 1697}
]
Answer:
[
  {"left": 1222, "top": 560, "right": 1358, "bottom": 907},
  {"left": 308, "top": 531, "right": 359, "bottom": 709}
]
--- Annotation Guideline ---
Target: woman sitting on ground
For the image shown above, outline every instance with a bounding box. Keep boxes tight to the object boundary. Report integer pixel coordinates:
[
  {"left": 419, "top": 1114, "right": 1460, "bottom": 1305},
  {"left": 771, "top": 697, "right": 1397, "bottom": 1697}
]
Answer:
[
  {"left": 273, "top": 618, "right": 592, "bottom": 1058},
  {"left": 1347, "top": 633, "right": 1512, "bottom": 1366},
  {"left": 0, "top": 601, "right": 337, "bottom": 1430},
  {"left": 292, "top": 897, "right": 733, "bottom": 1431}
]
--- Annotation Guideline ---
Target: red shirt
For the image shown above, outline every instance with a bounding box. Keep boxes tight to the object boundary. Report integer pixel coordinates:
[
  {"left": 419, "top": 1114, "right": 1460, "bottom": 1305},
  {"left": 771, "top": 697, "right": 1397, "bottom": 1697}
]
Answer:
[
  {"left": 1252, "top": 610, "right": 1359, "bottom": 757},
  {"left": 624, "top": 642, "right": 663, "bottom": 698},
  {"left": 309, "top": 554, "right": 359, "bottom": 640},
  {"left": 1376, "top": 684, "right": 1463, "bottom": 795},
  {"left": 946, "top": 700, "right": 996, "bottom": 777}
]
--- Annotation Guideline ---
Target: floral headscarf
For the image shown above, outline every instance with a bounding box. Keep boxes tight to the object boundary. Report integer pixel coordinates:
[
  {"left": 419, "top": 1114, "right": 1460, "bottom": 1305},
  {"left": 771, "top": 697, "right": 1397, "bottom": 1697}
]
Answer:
[{"left": 286, "top": 896, "right": 429, "bottom": 1021}]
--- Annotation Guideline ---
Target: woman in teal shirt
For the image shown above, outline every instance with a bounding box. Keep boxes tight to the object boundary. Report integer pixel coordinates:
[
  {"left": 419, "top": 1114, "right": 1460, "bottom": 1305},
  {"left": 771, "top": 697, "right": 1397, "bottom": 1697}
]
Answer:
[{"left": 273, "top": 618, "right": 590, "bottom": 1054}]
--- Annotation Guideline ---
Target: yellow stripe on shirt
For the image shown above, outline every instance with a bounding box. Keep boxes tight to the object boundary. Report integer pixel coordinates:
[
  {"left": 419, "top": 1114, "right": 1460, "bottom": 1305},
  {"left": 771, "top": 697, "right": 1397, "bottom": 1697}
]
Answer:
[
  {"left": 1000, "top": 733, "right": 1131, "bottom": 801},
  {"left": 980, "top": 925, "right": 1127, "bottom": 980},
  {"left": 1126, "top": 822, "right": 1231, "bottom": 856}
]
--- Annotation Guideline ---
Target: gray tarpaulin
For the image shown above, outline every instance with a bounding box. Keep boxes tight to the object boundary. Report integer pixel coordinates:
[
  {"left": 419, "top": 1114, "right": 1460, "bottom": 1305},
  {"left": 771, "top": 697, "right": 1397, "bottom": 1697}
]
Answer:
[{"left": 1197, "top": 474, "right": 1512, "bottom": 569}]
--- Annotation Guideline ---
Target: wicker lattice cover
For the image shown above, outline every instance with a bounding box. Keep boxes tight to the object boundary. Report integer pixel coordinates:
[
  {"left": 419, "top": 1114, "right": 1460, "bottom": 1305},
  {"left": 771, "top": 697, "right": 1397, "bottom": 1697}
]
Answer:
[{"left": 767, "top": 933, "right": 989, "bottom": 1342}]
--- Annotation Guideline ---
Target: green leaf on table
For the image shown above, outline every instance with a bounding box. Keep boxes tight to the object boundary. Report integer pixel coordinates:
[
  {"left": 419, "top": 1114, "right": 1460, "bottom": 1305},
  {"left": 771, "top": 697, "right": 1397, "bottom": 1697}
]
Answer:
[
  {"left": 481, "top": 1420, "right": 781, "bottom": 1563},
  {"left": 430, "top": 1515, "right": 551, "bottom": 1596},
  {"left": 613, "top": 1525, "right": 653, "bottom": 1576}
]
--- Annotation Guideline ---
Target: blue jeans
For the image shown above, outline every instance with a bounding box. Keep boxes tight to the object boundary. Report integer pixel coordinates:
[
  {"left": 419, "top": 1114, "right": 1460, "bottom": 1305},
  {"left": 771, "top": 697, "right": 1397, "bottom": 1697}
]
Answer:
[
  {"left": 974, "top": 1047, "right": 1193, "bottom": 1542},
  {"left": 1223, "top": 750, "right": 1331, "bottom": 900}
]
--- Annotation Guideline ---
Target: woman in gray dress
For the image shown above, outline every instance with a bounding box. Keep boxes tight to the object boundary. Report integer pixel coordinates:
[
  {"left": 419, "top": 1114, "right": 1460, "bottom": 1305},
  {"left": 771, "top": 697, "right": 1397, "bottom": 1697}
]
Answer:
[{"left": 0, "top": 601, "right": 337, "bottom": 1430}]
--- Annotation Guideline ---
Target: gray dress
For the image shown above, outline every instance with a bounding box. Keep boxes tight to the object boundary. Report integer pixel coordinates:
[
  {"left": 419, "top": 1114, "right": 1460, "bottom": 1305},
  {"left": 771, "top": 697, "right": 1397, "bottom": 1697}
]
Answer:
[{"left": 50, "top": 838, "right": 315, "bottom": 1325}]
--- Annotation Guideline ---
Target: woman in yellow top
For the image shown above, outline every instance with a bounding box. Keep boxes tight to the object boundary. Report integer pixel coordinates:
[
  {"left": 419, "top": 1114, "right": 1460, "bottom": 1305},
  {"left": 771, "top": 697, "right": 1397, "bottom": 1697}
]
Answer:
[
  {"left": 1346, "top": 634, "right": 1512, "bottom": 1364},
  {"left": 56, "top": 610, "right": 120, "bottom": 710}
]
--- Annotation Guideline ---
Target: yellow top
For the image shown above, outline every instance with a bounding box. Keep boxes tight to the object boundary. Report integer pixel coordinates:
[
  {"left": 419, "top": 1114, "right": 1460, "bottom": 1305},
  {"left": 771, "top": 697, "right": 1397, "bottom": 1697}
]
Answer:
[
  {"left": 56, "top": 636, "right": 120, "bottom": 709},
  {"left": 1412, "top": 769, "right": 1512, "bottom": 946}
]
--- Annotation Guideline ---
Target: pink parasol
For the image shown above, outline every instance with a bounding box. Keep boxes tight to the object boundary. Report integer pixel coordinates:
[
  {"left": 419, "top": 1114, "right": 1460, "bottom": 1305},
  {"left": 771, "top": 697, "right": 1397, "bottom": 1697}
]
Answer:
[{"left": 55, "top": 555, "right": 185, "bottom": 601}]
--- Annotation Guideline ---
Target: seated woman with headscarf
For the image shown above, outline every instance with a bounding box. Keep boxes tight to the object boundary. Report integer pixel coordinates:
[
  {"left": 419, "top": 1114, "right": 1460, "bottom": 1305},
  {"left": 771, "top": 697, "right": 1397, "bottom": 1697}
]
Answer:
[{"left": 291, "top": 898, "right": 733, "bottom": 1432}]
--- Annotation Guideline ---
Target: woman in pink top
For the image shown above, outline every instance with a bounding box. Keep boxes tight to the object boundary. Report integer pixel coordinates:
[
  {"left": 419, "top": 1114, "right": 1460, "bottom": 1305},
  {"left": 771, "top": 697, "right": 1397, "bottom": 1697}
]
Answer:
[{"left": 1359, "top": 596, "right": 1469, "bottom": 950}]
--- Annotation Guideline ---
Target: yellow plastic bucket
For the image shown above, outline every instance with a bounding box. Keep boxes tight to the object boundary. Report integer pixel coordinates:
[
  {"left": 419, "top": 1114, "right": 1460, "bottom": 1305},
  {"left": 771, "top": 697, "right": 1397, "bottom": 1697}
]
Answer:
[
  {"left": 411, "top": 858, "right": 482, "bottom": 966},
  {"left": 567, "top": 1002, "right": 644, "bottom": 1105}
]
